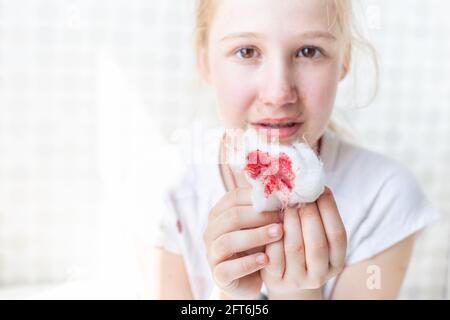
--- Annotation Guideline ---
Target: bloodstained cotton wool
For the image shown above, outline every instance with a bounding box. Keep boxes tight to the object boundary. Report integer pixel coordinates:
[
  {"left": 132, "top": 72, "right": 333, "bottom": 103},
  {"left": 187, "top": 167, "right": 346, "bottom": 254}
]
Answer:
[{"left": 228, "top": 130, "right": 325, "bottom": 212}]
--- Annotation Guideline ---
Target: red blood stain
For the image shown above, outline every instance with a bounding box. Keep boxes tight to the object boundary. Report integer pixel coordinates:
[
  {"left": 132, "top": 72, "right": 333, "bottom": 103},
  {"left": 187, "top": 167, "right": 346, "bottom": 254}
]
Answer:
[
  {"left": 244, "top": 150, "right": 296, "bottom": 198},
  {"left": 176, "top": 219, "right": 183, "bottom": 234}
]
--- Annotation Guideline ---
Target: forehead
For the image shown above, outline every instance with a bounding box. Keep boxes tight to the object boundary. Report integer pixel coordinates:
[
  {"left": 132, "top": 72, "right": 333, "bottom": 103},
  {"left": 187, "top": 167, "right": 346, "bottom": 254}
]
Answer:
[{"left": 210, "top": 0, "right": 336, "bottom": 39}]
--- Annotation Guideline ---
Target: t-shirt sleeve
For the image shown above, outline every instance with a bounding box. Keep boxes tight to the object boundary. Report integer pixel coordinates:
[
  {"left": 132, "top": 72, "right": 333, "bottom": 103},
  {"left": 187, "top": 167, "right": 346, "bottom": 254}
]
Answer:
[
  {"left": 346, "top": 166, "right": 441, "bottom": 265},
  {"left": 151, "top": 191, "right": 183, "bottom": 255}
]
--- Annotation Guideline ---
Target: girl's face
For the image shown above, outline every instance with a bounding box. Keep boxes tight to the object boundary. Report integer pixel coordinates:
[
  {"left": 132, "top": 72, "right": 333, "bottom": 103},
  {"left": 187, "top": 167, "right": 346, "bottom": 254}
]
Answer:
[{"left": 200, "top": 0, "right": 350, "bottom": 145}]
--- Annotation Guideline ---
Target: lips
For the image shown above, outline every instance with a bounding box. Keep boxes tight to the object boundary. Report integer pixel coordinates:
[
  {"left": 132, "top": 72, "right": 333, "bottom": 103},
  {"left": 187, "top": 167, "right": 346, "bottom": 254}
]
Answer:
[{"left": 251, "top": 118, "right": 302, "bottom": 139}]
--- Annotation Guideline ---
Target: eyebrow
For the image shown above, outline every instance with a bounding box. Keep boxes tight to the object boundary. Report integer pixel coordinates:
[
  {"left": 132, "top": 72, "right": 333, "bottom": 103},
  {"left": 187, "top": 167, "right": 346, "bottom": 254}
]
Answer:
[{"left": 220, "top": 31, "right": 337, "bottom": 42}]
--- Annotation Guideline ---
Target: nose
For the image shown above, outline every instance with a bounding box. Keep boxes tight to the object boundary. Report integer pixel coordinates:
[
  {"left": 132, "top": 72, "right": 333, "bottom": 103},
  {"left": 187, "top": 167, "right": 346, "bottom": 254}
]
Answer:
[{"left": 258, "top": 59, "right": 298, "bottom": 108}]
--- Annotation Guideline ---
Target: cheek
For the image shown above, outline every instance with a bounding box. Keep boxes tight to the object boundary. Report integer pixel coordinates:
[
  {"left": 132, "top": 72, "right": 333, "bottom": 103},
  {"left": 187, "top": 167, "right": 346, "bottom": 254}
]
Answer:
[
  {"left": 211, "top": 63, "right": 256, "bottom": 128},
  {"left": 298, "top": 64, "right": 340, "bottom": 122}
]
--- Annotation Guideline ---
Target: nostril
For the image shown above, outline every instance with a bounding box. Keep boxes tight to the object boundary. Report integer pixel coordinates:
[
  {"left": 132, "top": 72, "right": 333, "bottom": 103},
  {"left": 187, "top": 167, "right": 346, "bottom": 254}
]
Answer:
[{"left": 258, "top": 87, "right": 298, "bottom": 107}]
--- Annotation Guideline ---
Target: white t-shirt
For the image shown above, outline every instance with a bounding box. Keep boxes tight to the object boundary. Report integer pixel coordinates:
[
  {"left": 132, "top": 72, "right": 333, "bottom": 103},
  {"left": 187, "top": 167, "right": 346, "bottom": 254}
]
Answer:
[{"left": 152, "top": 128, "right": 440, "bottom": 300}]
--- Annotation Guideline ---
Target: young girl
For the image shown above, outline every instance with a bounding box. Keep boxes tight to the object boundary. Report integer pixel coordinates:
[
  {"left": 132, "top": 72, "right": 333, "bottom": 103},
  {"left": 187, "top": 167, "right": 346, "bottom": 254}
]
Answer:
[{"left": 149, "top": 0, "right": 439, "bottom": 299}]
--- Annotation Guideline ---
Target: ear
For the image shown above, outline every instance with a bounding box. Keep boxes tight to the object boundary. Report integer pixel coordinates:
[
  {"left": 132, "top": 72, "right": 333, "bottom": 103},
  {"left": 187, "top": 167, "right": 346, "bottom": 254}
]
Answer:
[
  {"left": 196, "top": 46, "right": 212, "bottom": 85},
  {"left": 339, "top": 42, "right": 352, "bottom": 81}
]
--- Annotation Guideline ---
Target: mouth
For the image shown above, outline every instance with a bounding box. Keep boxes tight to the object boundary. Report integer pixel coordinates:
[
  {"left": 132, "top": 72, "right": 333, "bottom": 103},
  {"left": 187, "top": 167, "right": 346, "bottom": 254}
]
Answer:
[
  {"left": 251, "top": 118, "right": 302, "bottom": 139},
  {"left": 255, "top": 122, "right": 298, "bottom": 129}
]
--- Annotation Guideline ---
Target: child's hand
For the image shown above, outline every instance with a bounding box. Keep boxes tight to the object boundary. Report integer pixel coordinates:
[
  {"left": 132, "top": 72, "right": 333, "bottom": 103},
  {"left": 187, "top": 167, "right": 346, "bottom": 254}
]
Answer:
[
  {"left": 203, "top": 188, "right": 284, "bottom": 299},
  {"left": 261, "top": 187, "right": 347, "bottom": 299}
]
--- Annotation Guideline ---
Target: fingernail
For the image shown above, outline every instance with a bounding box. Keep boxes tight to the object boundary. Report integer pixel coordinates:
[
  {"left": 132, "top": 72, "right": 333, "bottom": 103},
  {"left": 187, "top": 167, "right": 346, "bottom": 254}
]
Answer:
[
  {"left": 268, "top": 224, "right": 280, "bottom": 238},
  {"left": 256, "top": 254, "right": 266, "bottom": 265}
]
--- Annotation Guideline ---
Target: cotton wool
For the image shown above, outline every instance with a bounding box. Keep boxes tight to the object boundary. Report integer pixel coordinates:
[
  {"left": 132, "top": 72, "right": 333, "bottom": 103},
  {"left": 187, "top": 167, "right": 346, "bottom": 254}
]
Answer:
[{"left": 227, "top": 129, "right": 325, "bottom": 212}]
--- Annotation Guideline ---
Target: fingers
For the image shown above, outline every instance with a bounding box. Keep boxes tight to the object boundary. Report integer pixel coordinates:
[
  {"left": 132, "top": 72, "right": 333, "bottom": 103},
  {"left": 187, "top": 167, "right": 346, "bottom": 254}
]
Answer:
[
  {"left": 213, "top": 252, "right": 268, "bottom": 288},
  {"left": 209, "top": 188, "right": 252, "bottom": 222},
  {"left": 316, "top": 187, "right": 347, "bottom": 270},
  {"left": 204, "top": 206, "right": 281, "bottom": 244},
  {"left": 299, "top": 202, "right": 329, "bottom": 277},
  {"left": 210, "top": 223, "right": 283, "bottom": 265},
  {"left": 263, "top": 240, "right": 285, "bottom": 279},
  {"left": 283, "top": 206, "right": 306, "bottom": 278}
]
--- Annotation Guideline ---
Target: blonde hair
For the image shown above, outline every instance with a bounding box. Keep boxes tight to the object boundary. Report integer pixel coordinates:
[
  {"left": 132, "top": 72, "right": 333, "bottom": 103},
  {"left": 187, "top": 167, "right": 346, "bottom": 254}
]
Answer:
[{"left": 194, "top": 0, "right": 378, "bottom": 143}]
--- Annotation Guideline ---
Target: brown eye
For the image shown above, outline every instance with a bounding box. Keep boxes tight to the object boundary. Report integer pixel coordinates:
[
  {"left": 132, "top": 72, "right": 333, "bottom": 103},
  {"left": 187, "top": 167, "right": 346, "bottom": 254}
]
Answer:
[
  {"left": 236, "top": 47, "right": 258, "bottom": 59},
  {"left": 298, "top": 47, "right": 322, "bottom": 59}
]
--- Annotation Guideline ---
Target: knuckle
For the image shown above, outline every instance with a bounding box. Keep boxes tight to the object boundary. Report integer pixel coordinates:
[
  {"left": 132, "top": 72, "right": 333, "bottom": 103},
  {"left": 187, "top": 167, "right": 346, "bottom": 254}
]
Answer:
[
  {"left": 309, "top": 240, "right": 328, "bottom": 253},
  {"left": 307, "top": 241, "right": 328, "bottom": 256},
  {"left": 202, "top": 230, "right": 209, "bottom": 244},
  {"left": 223, "top": 279, "right": 239, "bottom": 291},
  {"left": 240, "top": 257, "right": 256, "bottom": 274},
  {"left": 332, "top": 264, "right": 345, "bottom": 275},
  {"left": 330, "top": 258, "right": 346, "bottom": 272},
  {"left": 265, "top": 263, "right": 284, "bottom": 279},
  {"left": 206, "top": 249, "right": 213, "bottom": 265},
  {"left": 299, "top": 206, "right": 317, "bottom": 219},
  {"left": 203, "top": 226, "right": 215, "bottom": 246},
  {"left": 228, "top": 208, "right": 241, "bottom": 229},
  {"left": 211, "top": 237, "right": 229, "bottom": 261},
  {"left": 208, "top": 208, "right": 215, "bottom": 221},
  {"left": 213, "top": 266, "right": 229, "bottom": 286},
  {"left": 282, "top": 275, "right": 305, "bottom": 290},
  {"left": 202, "top": 224, "right": 212, "bottom": 240},
  {"left": 230, "top": 188, "right": 240, "bottom": 205},
  {"left": 208, "top": 206, "right": 220, "bottom": 223},
  {"left": 284, "top": 241, "right": 305, "bottom": 254},
  {"left": 307, "top": 275, "right": 325, "bottom": 289},
  {"left": 292, "top": 279, "right": 305, "bottom": 290},
  {"left": 328, "top": 229, "right": 347, "bottom": 245}
]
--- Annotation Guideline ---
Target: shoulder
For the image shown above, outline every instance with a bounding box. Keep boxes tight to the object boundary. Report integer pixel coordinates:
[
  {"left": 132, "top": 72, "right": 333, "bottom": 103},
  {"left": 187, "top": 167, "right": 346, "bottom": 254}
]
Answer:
[
  {"left": 327, "top": 133, "right": 439, "bottom": 233},
  {"left": 329, "top": 135, "right": 420, "bottom": 198},
  {"left": 336, "top": 137, "right": 407, "bottom": 178}
]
